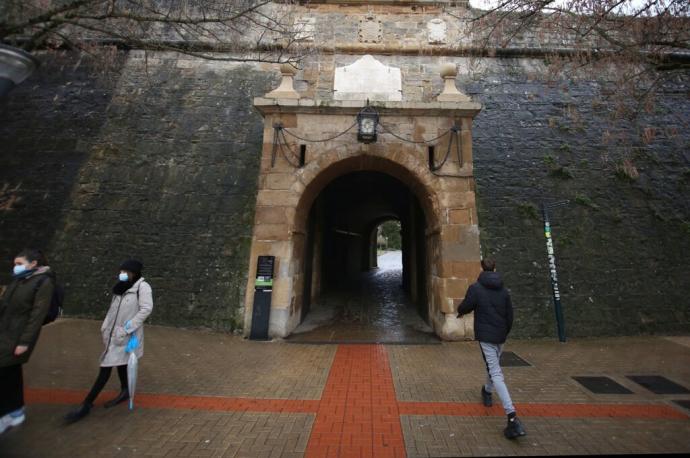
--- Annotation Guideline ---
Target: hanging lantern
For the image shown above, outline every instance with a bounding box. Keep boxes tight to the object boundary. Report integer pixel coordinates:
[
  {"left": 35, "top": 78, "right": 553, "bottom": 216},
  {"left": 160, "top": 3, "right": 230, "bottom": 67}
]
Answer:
[{"left": 357, "top": 105, "right": 379, "bottom": 144}]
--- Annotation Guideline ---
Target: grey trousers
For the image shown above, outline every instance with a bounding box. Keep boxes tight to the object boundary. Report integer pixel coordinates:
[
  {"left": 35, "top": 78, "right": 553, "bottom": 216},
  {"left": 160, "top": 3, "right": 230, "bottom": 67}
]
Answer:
[{"left": 479, "top": 342, "right": 516, "bottom": 415}]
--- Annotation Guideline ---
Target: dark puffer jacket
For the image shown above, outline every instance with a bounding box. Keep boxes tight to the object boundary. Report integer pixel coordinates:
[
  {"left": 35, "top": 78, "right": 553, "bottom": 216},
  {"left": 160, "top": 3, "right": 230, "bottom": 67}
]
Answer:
[
  {"left": 0, "top": 267, "right": 55, "bottom": 367},
  {"left": 457, "top": 271, "right": 514, "bottom": 344}
]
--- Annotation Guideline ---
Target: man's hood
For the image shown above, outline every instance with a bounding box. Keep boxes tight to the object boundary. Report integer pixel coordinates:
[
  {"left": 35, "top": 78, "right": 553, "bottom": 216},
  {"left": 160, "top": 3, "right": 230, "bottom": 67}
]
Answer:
[{"left": 478, "top": 271, "right": 503, "bottom": 290}]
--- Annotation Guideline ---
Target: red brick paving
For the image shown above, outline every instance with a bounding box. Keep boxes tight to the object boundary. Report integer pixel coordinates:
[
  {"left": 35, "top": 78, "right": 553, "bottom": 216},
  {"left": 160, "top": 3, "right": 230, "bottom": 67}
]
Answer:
[{"left": 305, "top": 345, "right": 406, "bottom": 458}]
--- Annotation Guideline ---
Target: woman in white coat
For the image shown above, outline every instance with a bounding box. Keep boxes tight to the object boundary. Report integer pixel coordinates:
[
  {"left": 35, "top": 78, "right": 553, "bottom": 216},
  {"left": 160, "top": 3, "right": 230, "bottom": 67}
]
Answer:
[{"left": 65, "top": 259, "right": 152, "bottom": 423}]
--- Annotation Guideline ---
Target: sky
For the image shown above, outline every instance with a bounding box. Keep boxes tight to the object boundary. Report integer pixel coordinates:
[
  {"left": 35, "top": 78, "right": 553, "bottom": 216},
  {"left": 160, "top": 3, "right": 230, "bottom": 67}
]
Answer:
[{"left": 468, "top": 0, "right": 656, "bottom": 14}]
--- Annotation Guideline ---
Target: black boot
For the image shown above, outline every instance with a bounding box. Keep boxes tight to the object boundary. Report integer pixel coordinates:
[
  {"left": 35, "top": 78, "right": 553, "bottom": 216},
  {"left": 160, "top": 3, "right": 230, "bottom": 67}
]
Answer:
[
  {"left": 103, "top": 390, "right": 129, "bottom": 408},
  {"left": 504, "top": 413, "right": 526, "bottom": 439},
  {"left": 481, "top": 386, "right": 493, "bottom": 407},
  {"left": 64, "top": 404, "right": 92, "bottom": 424}
]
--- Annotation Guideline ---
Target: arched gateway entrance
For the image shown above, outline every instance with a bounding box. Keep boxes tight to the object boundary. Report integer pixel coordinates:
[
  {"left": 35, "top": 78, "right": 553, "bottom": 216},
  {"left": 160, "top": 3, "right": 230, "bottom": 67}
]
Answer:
[
  {"left": 244, "top": 95, "right": 482, "bottom": 341},
  {"left": 292, "top": 165, "right": 431, "bottom": 342}
]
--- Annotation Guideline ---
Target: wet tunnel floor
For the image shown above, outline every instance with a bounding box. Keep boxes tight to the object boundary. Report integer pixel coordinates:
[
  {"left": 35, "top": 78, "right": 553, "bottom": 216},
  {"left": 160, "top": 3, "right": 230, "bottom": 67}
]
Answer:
[{"left": 287, "top": 251, "right": 440, "bottom": 344}]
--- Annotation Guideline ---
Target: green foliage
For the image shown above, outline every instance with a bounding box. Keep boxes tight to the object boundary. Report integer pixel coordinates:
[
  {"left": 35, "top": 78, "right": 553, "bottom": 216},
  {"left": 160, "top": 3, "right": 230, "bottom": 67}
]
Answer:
[
  {"left": 614, "top": 168, "right": 635, "bottom": 182},
  {"left": 681, "top": 221, "right": 690, "bottom": 237},
  {"left": 516, "top": 201, "right": 540, "bottom": 220},
  {"left": 544, "top": 152, "right": 573, "bottom": 179},
  {"left": 549, "top": 166, "right": 574, "bottom": 179},
  {"left": 574, "top": 193, "right": 599, "bottom": 209},
  {"left": 378, "top": 220, "right": 402, "bottom": 250},
  {"left": 611, "top": 210, "right": 623, "bottom": 224},
  {"left": 557, "top": 234, "right": 575, "bottom": 247}
]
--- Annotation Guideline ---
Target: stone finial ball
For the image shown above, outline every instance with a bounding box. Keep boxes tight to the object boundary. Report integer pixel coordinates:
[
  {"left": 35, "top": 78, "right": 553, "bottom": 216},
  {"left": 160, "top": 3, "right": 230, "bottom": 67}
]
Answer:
[
  {"left": 280, "top": 63, "right": 298, "bottom": 75},
  {"left": 440, "top": 63, "right": 458, "bottom": 78}
]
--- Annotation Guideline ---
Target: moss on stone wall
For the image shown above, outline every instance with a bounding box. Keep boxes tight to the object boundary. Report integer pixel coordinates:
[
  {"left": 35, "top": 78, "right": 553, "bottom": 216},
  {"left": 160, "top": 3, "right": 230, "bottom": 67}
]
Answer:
[{"left": 472, "top": 66, "right": 690, "bottom": 338}]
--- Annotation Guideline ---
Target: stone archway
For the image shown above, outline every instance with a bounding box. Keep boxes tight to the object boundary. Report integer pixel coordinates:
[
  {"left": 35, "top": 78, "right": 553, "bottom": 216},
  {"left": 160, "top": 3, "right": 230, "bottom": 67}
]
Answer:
[
  {"left": 292, "top": 158, "right": 435, "bottom": 338},
  {"left": 244, "top": 96, "right": 482, "bottom": 341}
]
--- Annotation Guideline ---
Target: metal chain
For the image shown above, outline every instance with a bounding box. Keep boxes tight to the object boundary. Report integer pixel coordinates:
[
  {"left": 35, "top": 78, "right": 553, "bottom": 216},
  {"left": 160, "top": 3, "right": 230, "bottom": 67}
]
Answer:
[
  {"left": 272, "top": 121, "right": 464, "bottom": 174},
  {"left": 281, "top": 122, "right": 358, "bottom": 143},
  {"left": 271, "top": 127, "right": 302, "bottom": 168},
  {"left": 378, "top": 123, "right": 454, "bottom": 144},
  {"left": 278, "top": 129, "right": 303, "bottom": 168},
  {"left": 429, "top": 133, "right": 453, "bottom": 171},
  {"left": 431, "top": 128, "right": 465, "bottom": 178}
]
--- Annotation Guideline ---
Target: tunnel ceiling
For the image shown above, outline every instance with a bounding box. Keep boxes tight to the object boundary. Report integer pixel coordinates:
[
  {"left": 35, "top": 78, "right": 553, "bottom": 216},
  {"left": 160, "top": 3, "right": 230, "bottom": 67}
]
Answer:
[{"left": 317, "top": 171, "right": 417, "bottom": 235}]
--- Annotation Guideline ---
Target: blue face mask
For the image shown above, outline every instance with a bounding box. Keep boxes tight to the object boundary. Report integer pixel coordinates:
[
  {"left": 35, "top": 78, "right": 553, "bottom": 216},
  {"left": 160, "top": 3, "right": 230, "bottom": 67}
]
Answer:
[
  {"left": 13, "top": 265, "right": 27, "bottom": 276},
  {"left": 118, "top": 273, "right": 129, "bottom": 282}
]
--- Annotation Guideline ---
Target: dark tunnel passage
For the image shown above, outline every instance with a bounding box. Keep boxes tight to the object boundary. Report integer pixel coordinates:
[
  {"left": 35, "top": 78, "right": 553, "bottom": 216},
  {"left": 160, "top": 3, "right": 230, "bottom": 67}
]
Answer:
[{"left": 289, "top": 171, "right": 437, "bottom": 343}]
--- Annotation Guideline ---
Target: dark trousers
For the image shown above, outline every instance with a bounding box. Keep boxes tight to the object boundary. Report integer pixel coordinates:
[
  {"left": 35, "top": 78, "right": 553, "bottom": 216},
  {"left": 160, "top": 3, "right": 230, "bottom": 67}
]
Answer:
[
  {"left": 0, "top": 364, "right": 24, "bottom": 416},
  {"left": 83, "top": 365, "right": 128, "bottom": 406}
]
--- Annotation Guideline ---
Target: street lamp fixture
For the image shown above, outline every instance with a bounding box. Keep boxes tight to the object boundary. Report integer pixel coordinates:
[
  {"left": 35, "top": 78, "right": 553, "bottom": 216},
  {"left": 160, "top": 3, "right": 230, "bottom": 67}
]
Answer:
[
  {"left": 357, "top": 105, "right": 379, "bottom": 144},
  {"left": 0, "top": 44, "right": 39, "bottom": 97}
]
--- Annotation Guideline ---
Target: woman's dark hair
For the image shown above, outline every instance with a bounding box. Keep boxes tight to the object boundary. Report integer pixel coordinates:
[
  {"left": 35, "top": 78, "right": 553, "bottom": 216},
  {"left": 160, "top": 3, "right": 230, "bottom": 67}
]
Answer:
[{"left": 16, "top": 248, "right": 47, "bottom": 266}]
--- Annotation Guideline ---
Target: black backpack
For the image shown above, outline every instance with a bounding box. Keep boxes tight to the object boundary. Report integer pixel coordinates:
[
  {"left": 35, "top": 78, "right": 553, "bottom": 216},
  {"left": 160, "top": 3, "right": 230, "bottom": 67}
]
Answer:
[{"left": 34, "top": 276, "right": 65, "bottom": 325}]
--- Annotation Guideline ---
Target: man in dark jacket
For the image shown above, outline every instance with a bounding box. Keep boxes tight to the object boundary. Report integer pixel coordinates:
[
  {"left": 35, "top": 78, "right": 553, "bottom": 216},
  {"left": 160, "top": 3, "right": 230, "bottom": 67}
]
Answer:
[{"left": 458, "top": 258, "right": 526, "bottom": 439}]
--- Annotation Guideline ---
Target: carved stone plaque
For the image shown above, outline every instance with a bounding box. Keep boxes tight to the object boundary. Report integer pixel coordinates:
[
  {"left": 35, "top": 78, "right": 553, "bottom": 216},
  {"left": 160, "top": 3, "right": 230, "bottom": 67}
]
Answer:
[
  {"left": 294, "top": 17, "right": 315, "bottom": 42},
  {"left": 428, "top": 18, "right": 447, "bottom": 44},
  {"left": 359, "top": 15, "right": 382, "bottom": 43}
]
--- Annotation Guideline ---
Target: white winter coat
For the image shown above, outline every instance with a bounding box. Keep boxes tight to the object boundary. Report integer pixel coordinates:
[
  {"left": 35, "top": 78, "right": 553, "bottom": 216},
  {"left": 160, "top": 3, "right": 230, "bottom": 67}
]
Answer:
[{"left": 100, "top": 278, "right": 153, "bottom": 367}]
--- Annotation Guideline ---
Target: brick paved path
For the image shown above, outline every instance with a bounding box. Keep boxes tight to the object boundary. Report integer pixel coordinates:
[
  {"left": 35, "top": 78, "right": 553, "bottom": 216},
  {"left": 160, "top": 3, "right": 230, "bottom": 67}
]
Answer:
[
  {"left": 305, "top": 345, "right": 405, "bottom": 457},
  {"left": 1, "top": 320, "right": 689, "bottom": 457}
]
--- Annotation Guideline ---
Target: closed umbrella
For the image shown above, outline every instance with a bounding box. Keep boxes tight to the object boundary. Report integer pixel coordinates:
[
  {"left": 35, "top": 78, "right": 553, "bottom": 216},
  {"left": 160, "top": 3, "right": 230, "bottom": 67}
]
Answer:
[{"left": 125, "top": 333, "right": 139, "bottom": 410}]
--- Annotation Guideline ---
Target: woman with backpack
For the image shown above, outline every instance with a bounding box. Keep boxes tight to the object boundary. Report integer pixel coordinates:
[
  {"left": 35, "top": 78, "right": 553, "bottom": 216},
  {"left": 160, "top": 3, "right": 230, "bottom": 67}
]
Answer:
[
  {"left": 0, "top": 249, "right": 56, "bottom": 435},
  {"left": 64, "top": 259, "right": 153, "bottom": 423}
]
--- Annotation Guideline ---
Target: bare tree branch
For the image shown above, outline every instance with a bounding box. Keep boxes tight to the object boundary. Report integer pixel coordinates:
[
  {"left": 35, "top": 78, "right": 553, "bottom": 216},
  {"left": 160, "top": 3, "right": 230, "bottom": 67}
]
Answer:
[
  {"left": 0, "top": 0, "right": 309, "bottom": 65},
  {"left": 464, "top": 0, "right": 689, "bottom": 121}
]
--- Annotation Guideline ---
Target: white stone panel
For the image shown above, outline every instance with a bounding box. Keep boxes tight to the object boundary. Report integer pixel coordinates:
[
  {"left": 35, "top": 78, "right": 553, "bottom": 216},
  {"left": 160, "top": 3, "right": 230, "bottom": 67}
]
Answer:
[{"left": 333, "top": 55, "right": 402, "bottom": 101}]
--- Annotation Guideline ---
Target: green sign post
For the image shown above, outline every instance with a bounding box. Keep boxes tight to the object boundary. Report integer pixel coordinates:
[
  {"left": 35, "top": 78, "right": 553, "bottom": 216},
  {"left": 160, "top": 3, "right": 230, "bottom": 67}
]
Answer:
[{"left": 542, "top": 201, "right": 569, "bottom": 343}]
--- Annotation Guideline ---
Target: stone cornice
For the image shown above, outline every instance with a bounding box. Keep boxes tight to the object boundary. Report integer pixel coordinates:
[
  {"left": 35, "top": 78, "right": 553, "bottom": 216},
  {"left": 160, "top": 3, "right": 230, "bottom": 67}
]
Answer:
[{"left": 253, "top": 97, "right": 482, "bottom": 118}]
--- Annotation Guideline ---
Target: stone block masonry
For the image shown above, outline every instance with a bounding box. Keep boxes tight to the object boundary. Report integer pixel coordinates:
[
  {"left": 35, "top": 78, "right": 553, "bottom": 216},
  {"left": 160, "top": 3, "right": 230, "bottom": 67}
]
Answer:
[
  {"left": 469, "top": 68, "right": 690, "bottom": 338},
  {"left": 1, "top": 52, "right": 279, "bottom": 331},
  {"left": 0, "top": 52, "right": 126, "bottom": 278},
  {"left": 0, "top": 2, "right": 688, "bottom": 337}
]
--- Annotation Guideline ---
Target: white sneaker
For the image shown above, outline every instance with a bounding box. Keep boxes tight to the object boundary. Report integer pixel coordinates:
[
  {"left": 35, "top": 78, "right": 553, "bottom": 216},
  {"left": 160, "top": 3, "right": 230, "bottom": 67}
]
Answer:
[
  {"left": 7, "top": 408, "right": 25, "bottom": 427},
  {"left": 0, "top": 414, "right": 12, "bottom": 434}
]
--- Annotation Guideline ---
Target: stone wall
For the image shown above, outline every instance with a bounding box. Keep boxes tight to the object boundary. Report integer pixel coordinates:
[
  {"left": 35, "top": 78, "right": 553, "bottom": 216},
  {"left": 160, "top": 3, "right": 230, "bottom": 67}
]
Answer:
[
  {"left": 1, "top": 52, "right": 278, "bottom": 331},
  {"left": 0, "top": 52, "right": 124, "bottom": 278},
  {"left": 468, "top": 63, "right": 690, "bottom": 338},
  {"left": 1, "top": 3, "right": 688, "bottom": 336}
]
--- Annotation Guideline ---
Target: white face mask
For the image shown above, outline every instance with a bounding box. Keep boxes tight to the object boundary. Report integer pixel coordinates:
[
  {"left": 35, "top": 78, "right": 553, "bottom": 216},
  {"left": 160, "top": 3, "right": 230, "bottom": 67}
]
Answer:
[{"left": 118, "top": 272, "right": 129, "bottom": 282}]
